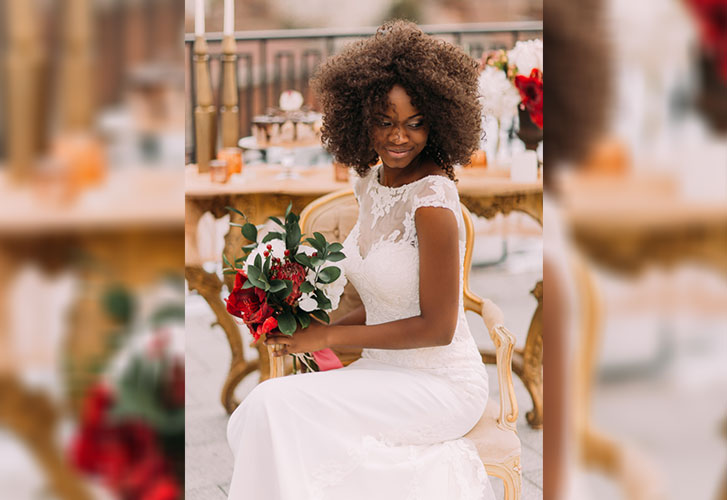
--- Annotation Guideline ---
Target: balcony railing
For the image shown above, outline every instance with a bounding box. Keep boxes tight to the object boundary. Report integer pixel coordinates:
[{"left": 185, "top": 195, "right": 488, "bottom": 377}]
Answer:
[{"left": 184, "top": 22, "right": 543, "bottom": 163}]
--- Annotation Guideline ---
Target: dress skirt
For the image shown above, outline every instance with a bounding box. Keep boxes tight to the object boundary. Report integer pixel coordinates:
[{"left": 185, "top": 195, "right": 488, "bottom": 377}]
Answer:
[{"left": 226, "top": 357, "right": 495, "bottom": 500}]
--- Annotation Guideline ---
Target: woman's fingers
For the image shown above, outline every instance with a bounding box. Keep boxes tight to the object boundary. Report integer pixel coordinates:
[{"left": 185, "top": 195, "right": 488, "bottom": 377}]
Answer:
[
  {"left": 272, "top": 347, "right": 288, "bottom": 357},
  {"left": 265, "top": 335, "right": 291, "bottom": 345}
]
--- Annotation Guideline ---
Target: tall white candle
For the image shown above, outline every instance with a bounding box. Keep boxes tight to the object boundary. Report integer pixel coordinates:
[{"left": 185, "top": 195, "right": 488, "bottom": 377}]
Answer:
[
  {"left": 195, "top": 0, "right": 205, "bottom": 36},
  {"left": 224, "top": 0, "right": 234, "bottom": 36}
]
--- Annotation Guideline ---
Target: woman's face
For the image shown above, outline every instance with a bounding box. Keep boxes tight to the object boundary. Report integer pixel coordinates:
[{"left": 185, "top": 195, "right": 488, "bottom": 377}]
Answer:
[{"left": 371, "top": 84, "right": 429, "bottom": 169}]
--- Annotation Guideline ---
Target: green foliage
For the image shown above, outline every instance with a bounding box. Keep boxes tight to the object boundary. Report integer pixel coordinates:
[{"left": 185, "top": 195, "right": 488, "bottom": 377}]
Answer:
[{"left": 277, "top": 311, "right": 297, "bottom": 335}]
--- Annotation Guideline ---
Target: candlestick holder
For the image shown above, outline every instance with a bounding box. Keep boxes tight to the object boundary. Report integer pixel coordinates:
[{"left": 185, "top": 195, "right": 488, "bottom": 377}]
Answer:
[
  {"left": 220, "top": 35, "right": 240, "bottom": 148},
  {"left": 194, "top": 35, "right": 217, "bottom": 173}
]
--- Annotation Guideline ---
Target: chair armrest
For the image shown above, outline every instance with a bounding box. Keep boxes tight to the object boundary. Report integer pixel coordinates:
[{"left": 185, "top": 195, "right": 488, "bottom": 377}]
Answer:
[{"left": 479, "top": 298, "right": 519, "bottom": 432}]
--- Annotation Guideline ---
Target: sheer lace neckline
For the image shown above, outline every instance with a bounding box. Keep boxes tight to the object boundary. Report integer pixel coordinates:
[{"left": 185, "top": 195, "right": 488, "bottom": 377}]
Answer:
[{"left": 374, "top": 163, "right": 450, "bottom": 191}]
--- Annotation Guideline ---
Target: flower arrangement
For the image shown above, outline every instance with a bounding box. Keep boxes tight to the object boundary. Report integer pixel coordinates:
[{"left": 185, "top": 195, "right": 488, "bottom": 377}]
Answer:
[
  {"left": 479, "top": 39, "right": 544, "bottom": 129},
  {"left": 223, "top": 203, "right": 346, "bottom": 372}
]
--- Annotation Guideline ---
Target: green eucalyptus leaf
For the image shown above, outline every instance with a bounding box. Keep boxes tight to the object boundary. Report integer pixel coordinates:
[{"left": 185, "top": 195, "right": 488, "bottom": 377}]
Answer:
[
  {"left": 277, "top": 312, "right": 297, "bottom": 335},
  {"left": 229, "top": 222, "right": 245, "bottom": 228},
  {"left": 242, "top": 223, "right": 258, "bottom": 243},
  {"left": 282, "top": 280, "right": 294, "bottom": 298},
  {"left": 299, "top": 281, "right": 314, "bottom": 294},
  {"left": 295, "top": 311, "right": 311, "bottom": 329},
  {"left": 223, "top": 269, "right": 238, "bottom": 275},
  {"left": 304, "top": 237, "right": 323, "bottom": 253},
  {"left": 284, "top": 202, "right": 292, "bottom": 218},
  {"left": 311, "top": 309, "right": 330, "bottom": 324},
  {"left": 286, "top": 224, "right": 301, "bottom": 251},
  {"left": 310, "top": 256, "right": 324, "bottom": 268},
  {"left": 254, "top": 253, "right": 262, "bottom": 270},
  {"left": 262, "top": 231, "right": 284, "bottom": 243},
  {"left": 313, "top": 232, "right": 326, "bottom": 246},
  {"left": 268, "top": 279, "right": 287, "bottom": 293},
  {"left": 328, "top": 242, "right": 344, "bottom": 253},
  {"left": 222, "top": 254, "right": 232, "bottom": 268},
  {"left": 225, "top": 206, "right": 246, "bottom": 219},
  {"left": 269, "top": 216, "right": 285, "bottom": 228},
  {"left": 326, "top": 252, "right": 346, "bottom": 262},
  {"left": 294, "top": 253, "right": 311, "bottom": 267},
  {"left": 318, "top": 266, "right": 341, "bottom": 284},
  {"left": 247, "top": 265, "right": 261, "bottom": 279},
  {"left": 242, "top": 280, "right": 254, "bottom": 289}
]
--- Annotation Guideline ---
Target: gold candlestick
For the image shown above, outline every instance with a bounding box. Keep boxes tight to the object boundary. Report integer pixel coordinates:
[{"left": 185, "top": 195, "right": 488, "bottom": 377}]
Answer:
[
  {"left": 59, "top": 0, "right": 94, "bottom": 131},
  {"left": 5, "top": 0, "right": 46, "bottom": 182},
  {"left": 220, "top": 34, "right": 240, "bottom": 148},
  {"left": 194, "top": 35, "right": 217, "bottom": 173}
]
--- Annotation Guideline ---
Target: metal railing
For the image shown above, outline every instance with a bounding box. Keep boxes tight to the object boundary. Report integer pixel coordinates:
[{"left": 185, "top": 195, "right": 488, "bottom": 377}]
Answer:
[{"left": 184, "top": 22, "right": 543, "bottom": 163}]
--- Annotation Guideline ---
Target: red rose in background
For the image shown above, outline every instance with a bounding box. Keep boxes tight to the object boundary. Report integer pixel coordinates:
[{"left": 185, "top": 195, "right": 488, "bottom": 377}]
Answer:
[
  {"left": 685, "top": 0, "right": 727, "bottom": 82},
  {"left": 515, "top": 69, "right": 543, "bottom": 128}
]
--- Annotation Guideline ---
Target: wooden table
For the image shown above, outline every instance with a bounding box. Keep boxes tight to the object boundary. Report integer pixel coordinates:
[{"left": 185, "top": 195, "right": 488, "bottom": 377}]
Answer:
[{"left": 186, "top": 163, "right": 544, "bottom": 424}]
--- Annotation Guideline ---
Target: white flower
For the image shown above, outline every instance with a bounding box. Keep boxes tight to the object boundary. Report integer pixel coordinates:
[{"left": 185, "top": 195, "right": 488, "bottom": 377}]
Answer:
[
  {"left": 507, "top": 39, "right": 543, "bottom": 76},
  {"left": 298, "top": 293, "right": 318, "bottom": 312},
  {"left": 316, "top": 273, "right": 347, "bottom": 311},
  {"left": 478, "top": 66, "right": 521, "bottom": 121}
]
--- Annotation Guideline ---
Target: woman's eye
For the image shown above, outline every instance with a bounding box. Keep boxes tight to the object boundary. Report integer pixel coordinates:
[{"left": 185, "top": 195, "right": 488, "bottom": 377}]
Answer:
[
  {"left": 378, "top": 121, "right": 391, "bottom": 127},
  {"left": 408, "top": 121, "right": 424, "bottom": 129}
]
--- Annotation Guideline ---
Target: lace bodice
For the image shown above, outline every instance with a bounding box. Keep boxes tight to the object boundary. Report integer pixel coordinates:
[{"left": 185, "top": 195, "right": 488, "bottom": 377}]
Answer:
[{"left": 341, "top": 164, "right": 488, "bottom": 394}]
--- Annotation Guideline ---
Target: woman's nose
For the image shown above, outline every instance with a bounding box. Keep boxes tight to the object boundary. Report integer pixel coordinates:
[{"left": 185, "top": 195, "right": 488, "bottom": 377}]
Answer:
[{"left": 390, "top": 125, "right": 408, "bottom": 144}]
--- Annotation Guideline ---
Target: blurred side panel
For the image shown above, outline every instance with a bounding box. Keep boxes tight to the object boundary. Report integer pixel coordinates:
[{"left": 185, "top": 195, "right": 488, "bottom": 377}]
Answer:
[{"left": 0, "top": 1, "right": 185, "bottom": 499}]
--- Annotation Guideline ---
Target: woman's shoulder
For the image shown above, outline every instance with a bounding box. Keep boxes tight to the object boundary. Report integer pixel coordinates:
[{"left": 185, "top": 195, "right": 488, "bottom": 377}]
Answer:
[{"left": 409, "top": 171, "right": 460, "bottom": 215}]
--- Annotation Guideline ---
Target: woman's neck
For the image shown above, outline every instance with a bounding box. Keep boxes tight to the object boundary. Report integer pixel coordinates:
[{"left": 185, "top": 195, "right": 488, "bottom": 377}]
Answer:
[{"left": 379, "top": 155, "right": 438, "bottom": 188}]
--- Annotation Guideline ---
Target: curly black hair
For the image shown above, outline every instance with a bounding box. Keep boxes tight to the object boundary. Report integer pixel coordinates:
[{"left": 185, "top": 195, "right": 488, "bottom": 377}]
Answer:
[{"left": 311, "top": 20, "right": 482, "bottom": 181}]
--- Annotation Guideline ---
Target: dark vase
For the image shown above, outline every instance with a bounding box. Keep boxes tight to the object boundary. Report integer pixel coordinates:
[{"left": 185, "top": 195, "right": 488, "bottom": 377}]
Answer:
[
  {"left": 517, "top": 107, "right": 543, "bottom": 151},
  {"left": 697, "top": 51, "right": 727, "bottom": 134}
]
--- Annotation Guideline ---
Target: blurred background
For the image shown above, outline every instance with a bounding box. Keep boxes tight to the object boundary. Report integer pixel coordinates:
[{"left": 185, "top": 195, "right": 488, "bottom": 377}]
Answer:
[
  {"left": 0, "top": 1, "right": 185, "bottom": 499},
  {"left": 545, "top": 0, "right": 726, "bottom": 499},
  {"left": 2, "top": 0, "right": 725, "bottom": 499}
]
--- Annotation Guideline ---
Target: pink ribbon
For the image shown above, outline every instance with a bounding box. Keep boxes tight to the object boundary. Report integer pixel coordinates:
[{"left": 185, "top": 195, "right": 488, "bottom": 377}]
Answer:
[{"left": 312, "top": 348, "right": 343, "bottom": 371}]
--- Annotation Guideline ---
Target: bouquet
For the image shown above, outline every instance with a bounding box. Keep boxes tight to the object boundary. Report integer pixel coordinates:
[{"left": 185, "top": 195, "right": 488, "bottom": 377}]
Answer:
[
  {"left": 223, "top": 203, "right": 346, "bottom": 372},
  {"left": 479, "top": 39, "right": 543, "bottom": 129}
]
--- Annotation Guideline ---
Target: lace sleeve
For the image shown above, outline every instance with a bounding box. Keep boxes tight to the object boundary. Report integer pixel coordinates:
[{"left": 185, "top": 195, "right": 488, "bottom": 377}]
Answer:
[{"left": 410, "top": 176, "right": 461, "bottom": 217}]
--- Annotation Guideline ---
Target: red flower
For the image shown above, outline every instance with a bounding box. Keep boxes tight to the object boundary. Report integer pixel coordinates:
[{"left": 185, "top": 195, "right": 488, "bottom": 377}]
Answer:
[
  {"left": 270, "top": 260, "right": 307, "bottom": 306},
  {"left": 142, "top": 476, "right": 180, "bottom": 500},
  {"left": 225, "top": 270, "right": 277, "bottom": 341},
  {"left": 685, "top": 0, "right": 727, "bottom": 82},
  {"left": 515, "top": 69, "right": 543, "bottom": 129}
]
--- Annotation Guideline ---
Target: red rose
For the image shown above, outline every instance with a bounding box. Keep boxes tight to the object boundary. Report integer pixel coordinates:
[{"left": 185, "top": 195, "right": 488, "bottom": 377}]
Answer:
[
  {"left": 142, "top": 476, "right": 180, "bottom": 500},
  {"left": 270, "top": 260, "right": 307, "bottom": 306},
  {"left": 225, "top": 270, "right": 277, "bottom": 341},
  {"left": 515, "top": 69, "right": 543, "bottom": 129}
]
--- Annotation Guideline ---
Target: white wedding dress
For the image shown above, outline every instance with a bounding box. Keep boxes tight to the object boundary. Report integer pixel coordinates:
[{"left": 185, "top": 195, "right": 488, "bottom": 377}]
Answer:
[{"left": 227, "top": 164, "right": 495, "bottom": 500}]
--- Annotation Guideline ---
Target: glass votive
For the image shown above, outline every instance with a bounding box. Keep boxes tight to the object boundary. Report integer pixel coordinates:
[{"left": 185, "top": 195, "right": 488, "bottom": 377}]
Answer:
[
  {"left": 210, "top": 159, "right": 229, "bottom": 183},
  {"left": 218, "top": 147, "right": 243, "bottom": 175}
]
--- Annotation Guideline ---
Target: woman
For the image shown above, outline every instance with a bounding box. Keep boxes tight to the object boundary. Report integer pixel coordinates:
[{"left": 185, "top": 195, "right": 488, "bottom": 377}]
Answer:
[{"left": 227, "top": 20, "right": 494, "bottom": 499}]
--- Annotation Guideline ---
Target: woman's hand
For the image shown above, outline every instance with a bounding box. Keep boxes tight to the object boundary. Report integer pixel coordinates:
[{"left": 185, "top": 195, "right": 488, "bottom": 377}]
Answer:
[{"left": 264, "top": 320, "right": 330, "bottom": 356}]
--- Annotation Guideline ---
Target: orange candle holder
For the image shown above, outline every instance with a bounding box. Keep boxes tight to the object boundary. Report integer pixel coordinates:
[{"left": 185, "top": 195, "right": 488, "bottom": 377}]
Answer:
[{"left": 218, "top": 147, "right": 243, "bottom": 175}]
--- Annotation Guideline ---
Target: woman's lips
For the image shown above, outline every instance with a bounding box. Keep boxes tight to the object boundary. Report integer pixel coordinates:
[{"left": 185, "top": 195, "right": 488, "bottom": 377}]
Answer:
[{"left": 386, "top": 148, "right": 413, "bottom": 159}]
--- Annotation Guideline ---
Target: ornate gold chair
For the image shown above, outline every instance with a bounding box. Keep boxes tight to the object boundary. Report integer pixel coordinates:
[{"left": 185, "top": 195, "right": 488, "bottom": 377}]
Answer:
[{"left": 289, "top": 189, "right": 523, "bottom": 499}]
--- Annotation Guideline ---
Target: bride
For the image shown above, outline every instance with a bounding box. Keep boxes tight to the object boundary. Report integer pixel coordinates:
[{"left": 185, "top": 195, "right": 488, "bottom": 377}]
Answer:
[{"left": 227, "top": 20, "right": 495, "bottom": 500}]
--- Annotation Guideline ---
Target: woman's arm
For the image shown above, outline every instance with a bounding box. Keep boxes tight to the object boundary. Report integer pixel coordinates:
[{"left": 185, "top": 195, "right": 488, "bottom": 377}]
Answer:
[
  {"left": 332, "top": 304, "right": 366, "bottom": 327},
  {"left": 266, "top": 206, "right": 460, "bottom": 355}
]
